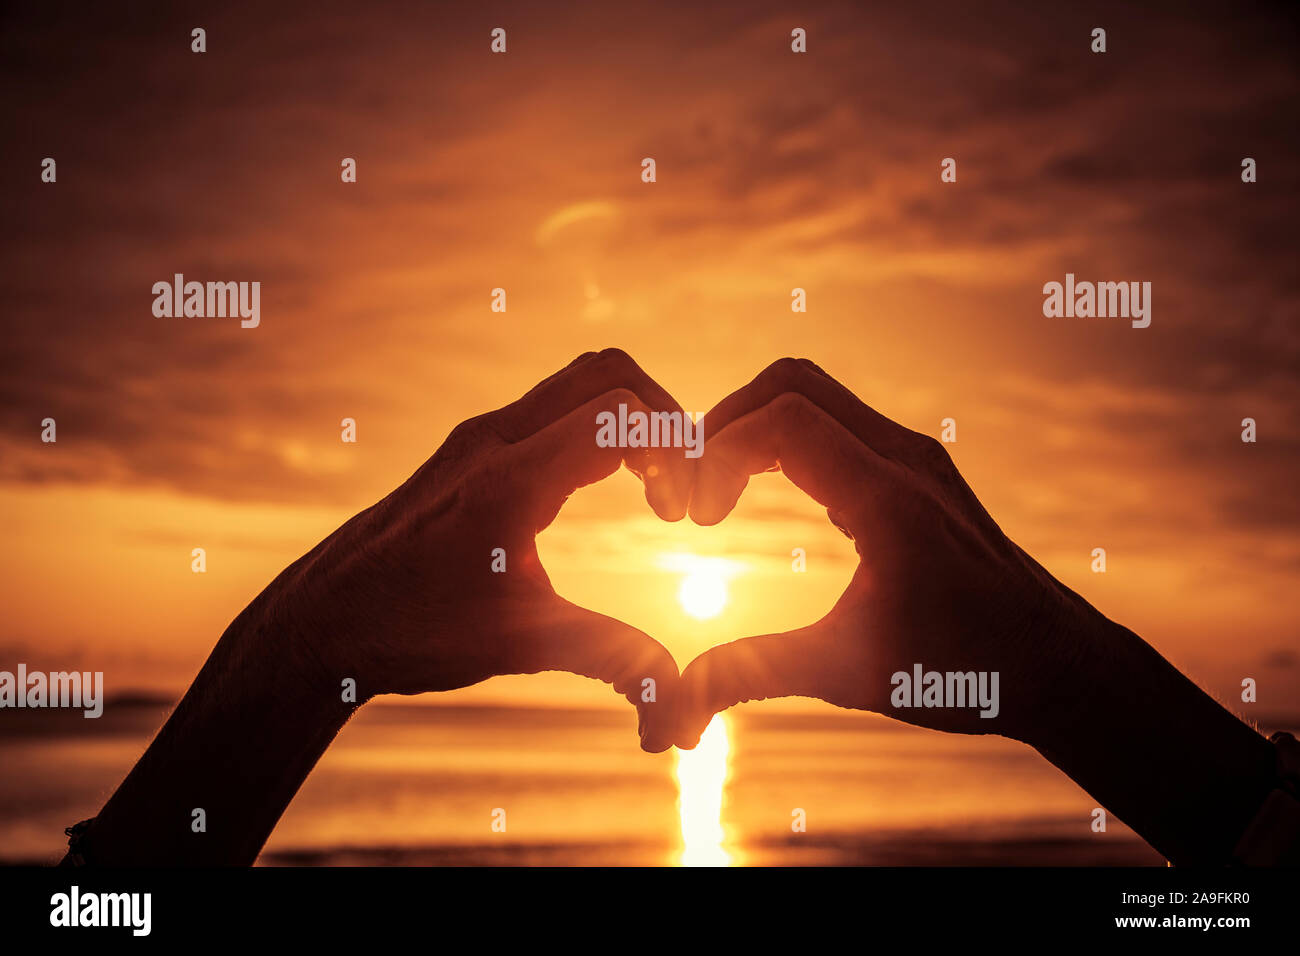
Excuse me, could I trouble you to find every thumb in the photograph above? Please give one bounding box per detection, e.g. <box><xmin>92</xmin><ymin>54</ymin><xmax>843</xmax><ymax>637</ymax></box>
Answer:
<box><xmin>510</xmin><ymin>597</ymin><xmax>681</xmax><ymax>753</ymax></box>
<box><xmin>676</xmin><ymin>624</ymin><xmax>833</xmax><ymax>749</ymax></box>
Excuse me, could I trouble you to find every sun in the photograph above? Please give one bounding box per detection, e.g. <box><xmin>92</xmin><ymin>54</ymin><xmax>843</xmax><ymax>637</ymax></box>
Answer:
<box><xmin>657</xmin><ymin>553</ymin><xmax>744</xmax><ymax>621</ymax></box>
<box><xmin>678</xmin><ymin>569</ymin><xmax>728</xmax><ymax>620</ymax></box>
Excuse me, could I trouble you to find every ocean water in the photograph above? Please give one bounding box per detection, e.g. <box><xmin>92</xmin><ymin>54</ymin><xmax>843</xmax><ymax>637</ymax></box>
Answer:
<box><xmin>0</xmin><ymin>697</ymin><xmax>1197</xmax><ymax>866</ymax></box>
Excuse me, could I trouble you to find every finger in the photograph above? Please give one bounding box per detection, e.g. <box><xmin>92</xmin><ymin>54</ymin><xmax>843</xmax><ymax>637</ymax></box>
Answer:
<box><xmin>510</xmin><ymin>598</ymin><xmax>681</xmax><ymax>753</ymax></box>
<box><xmin>674</xmin><ymin>626</ymin><xmax>829</xmax><ymax>749</ymax></box>
<box><xmin>514</xmin><ymin>387</ymin><xmax>695</xmax><ymax>526</ymax></box>
<box><xmin>701</xmin><ymin>357</ymin><xmax>924</xmax><ymax>460</ymax></box>
<box><xmin>689</xmin><ymin>391</ymin><xmax>894</xmax><ymax>532</ymax></box>
<box><xmin>497</xmin><ymin>348</ymin><xmax>679</xmax><ymax>439</ymax></box>
<box><xmin>489</xmin><ymin>352</ymin><xmax>600</xmax><ymax>440</ymax></box>
<box><xmin>493</xmin><ymin>349</ymin><xmax>692</xmax><ymax>519</ymax></box>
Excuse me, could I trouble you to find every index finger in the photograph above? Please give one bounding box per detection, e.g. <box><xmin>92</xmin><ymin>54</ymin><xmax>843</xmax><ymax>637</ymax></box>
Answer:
<box><xmin>690</xmin><ymin>391</ymin><xmax>896</xmax><ymax>535</ymax></box>
<box><xmin>492</xmin><ymin>348</ymin><xmax>694</xmax><ymax>520</ymax></box>
<box><xmin>701</xmin><ymin>357</ymin><xmax>925</xmax><ymax>461</ymax></box>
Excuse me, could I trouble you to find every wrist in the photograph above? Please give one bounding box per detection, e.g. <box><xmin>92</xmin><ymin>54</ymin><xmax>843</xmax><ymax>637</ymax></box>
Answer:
<box><xmin>1022</xmin><ymin>604</ymin><xmax>1276</xmax><ymax>864</ymax></box>
<box><xmin>1017</xmin><ymin>599</ymin><xmax>1132</xmax><ymax>752</ymax></box>
<box><xmin>260</xmin><ymin>503</ymin><xmax>409</xmax><ymax>704</ymax></box>
<box><xmin>84</xmin><ymin>601</ymin><xmax>360</xmax><ymax>865</ymax></box>
<box><xmin>245</xmin><ymin>584</ymin><xmax>373</xmax><ymax>711</ymax></box>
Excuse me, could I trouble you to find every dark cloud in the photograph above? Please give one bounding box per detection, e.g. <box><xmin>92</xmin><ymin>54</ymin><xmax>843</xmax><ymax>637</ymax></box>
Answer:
<box><xmin>0</xmin><ymin>0</ymin><xmax>1296</xmax><ymax>523</ymax></box>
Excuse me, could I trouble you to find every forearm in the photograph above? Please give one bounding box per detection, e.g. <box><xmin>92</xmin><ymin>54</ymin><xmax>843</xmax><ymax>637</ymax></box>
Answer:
<box><xmin>67</xmin><ymin>591</ymin><xmax>358</xmax><ymax>866</ymax></box>
<box><xmin>1029</xmin><ymin>606</ymin><xmax>1276</xmax><ymax>865</ymax></box>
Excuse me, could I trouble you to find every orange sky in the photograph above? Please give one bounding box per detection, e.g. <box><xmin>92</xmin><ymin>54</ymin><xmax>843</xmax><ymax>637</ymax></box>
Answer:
<box><xmin>1</xmin><ymin>0</ymin><xmax>1297</xmax><ymax>714</ymax></box>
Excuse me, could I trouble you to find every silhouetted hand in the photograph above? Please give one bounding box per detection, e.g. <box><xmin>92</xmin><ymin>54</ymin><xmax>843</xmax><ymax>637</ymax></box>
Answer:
<box><xmin>674</xmin><ymin>358</ymin><xmax>1280</xmax><ymax>867</ymax></box>
<box><xmin>280</xmin><ymin>348</ymin><xmax>692</xmax><ymax>752</ymax></box>
<box><xmin>677</xmin><ymin>357</ymin><xmax>1076</xmax><ymax>744</ymax></box>
<box><xmin>75</xmin><ymin>349</ymin><xmax>695</xmax><ymax>865</ymax></box>
<box><xmin>72</xmin><ymin>353</ymin><xmax>1281</xmax><ymax>868</ymax></box>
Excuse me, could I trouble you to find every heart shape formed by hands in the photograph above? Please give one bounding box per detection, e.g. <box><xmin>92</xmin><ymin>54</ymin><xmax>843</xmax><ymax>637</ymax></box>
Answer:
<box><xmin>525</xmin><ymin>353</ymin><xmax>1065</xmax><ymax>752</ymax></box>
<box><xmin>316</xmin><ymin>349</ymin><xmax>1071</xmax><ymax>757</ymax></box>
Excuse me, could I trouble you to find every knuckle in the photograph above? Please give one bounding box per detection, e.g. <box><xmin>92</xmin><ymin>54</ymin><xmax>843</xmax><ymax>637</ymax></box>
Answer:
<box><xmin>596</xmin><ymin>346</ymin><xmax>635</xmax><ymax>371</ymax></box>
<box><xmin>600</xmin><ymin>386</ymin><xmax>641</xmax><ymax>410</ymax></box>
<box><xmin>913</xmin><ymin>433</ymin><xmax>953</xmax><ymax>469</ymax></box>
<box><xmin>761</xmin><ymin>356</ymin><xmax>807</xmax><ymax>388</ymax></box>
<box><xmin>446</xmin><ymin>413</ymin><xmax>488</xmax><ymax>446</ymax></box>
<box><xmin>769</xmin><ymin>389</ymin><xmax>816</xmax><ymax>425</ymax></box>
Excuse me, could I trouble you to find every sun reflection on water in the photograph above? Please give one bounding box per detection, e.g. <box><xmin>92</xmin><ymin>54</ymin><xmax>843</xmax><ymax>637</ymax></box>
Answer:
<box><xmin>674</xmin><ymin>713</ymin><xmax>734</xmax><ymax>866</ymax></box>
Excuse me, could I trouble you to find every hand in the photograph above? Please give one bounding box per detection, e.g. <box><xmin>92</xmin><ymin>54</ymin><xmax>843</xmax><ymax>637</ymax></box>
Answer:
<box><xmin>268</xmin><ymin>348</ymin><xmax>692</xmax><ymax>752</ymax></box>
<box><xmin>675</xmin><ymin>357</ymin><xmax>1092</xmax><ymax>746</ymax></box>
<box><xmin>79</xmin><ymin>349</ymin><xmax>697</xmax><ymax>865</ymax></box>
<box><xmin>672</xmin><ymin>357</ymin><xmax>1281</xmax><ymax>865</ymax></box>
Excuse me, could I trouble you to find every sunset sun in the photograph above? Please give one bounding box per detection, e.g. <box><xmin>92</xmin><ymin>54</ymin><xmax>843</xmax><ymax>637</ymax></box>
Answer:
<box><xmin>658</xmin><ymin>553</ymin><xmax>744</xmax><ymax>621</ymax></box>
<box><xmin>678</xmin><ymin>568</ymin><xmax>728</xmax><ymax>620</ymax></box>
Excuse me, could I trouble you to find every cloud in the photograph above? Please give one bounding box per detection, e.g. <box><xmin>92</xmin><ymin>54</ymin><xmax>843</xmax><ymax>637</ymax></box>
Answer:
<box><xmin>0</xmin><ymin>0</ymin><xmax>1296</xmax><ymax>552</ymax></box>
